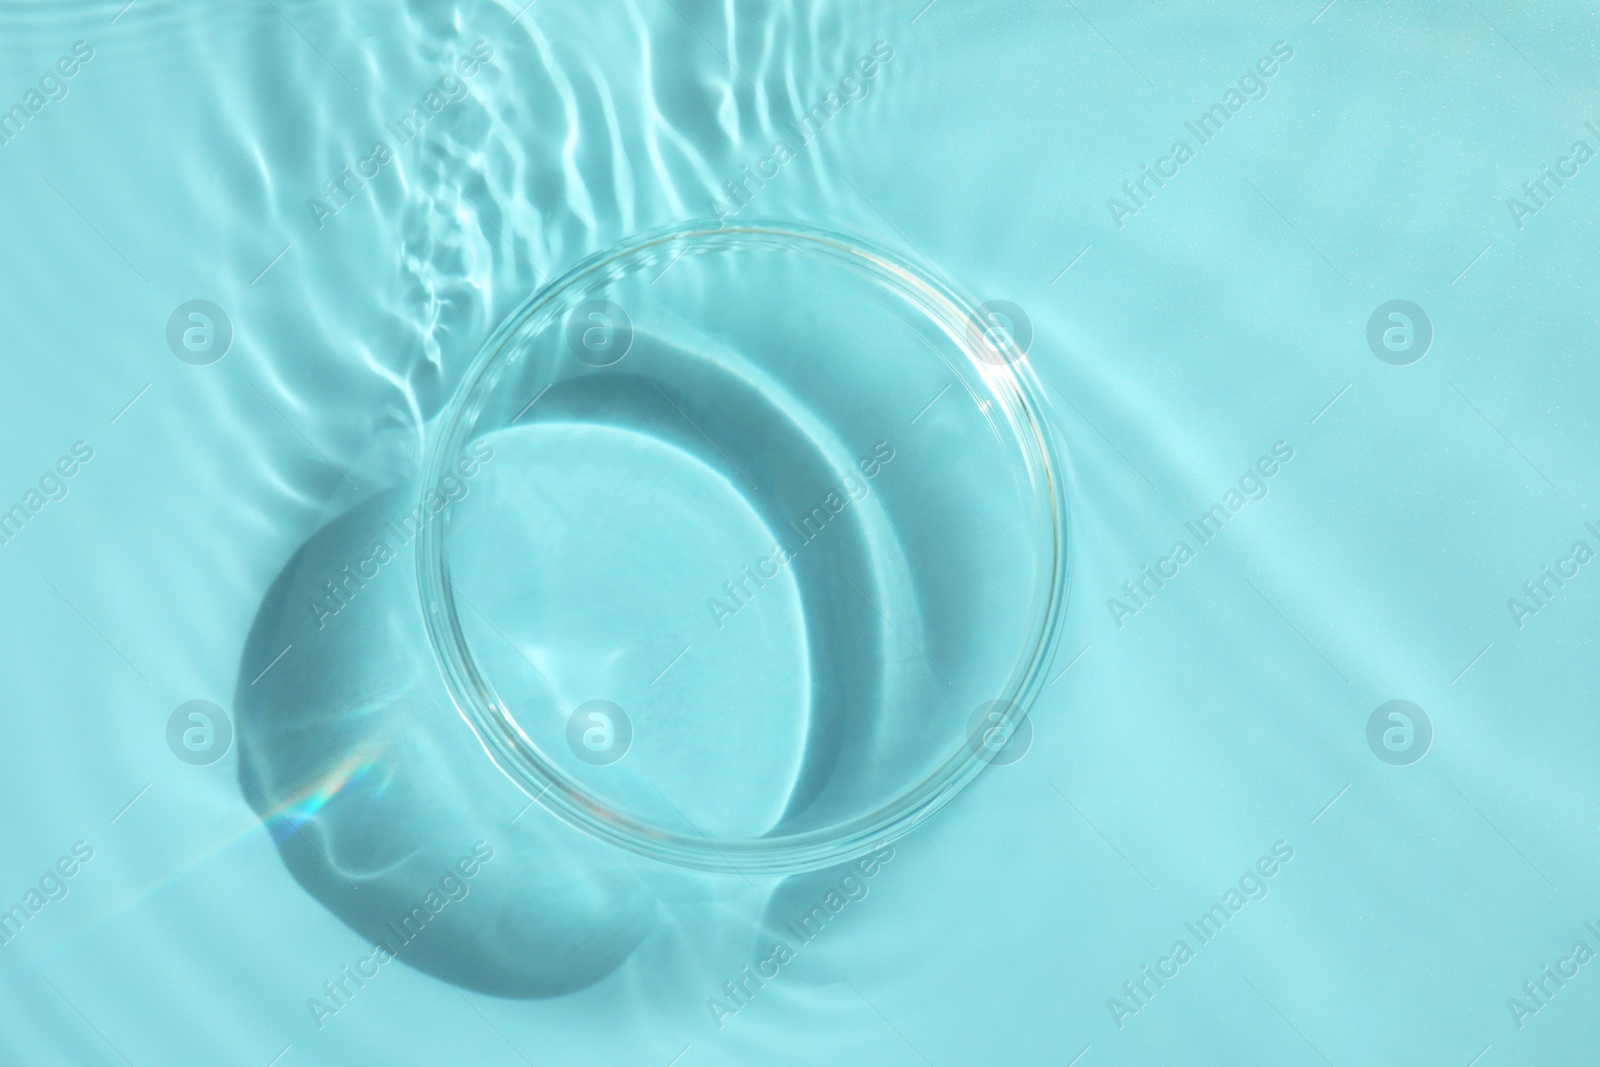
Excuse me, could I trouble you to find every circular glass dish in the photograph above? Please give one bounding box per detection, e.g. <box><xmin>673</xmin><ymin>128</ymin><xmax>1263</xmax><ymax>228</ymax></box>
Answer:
<box><xmin>418</xmin><ymin>221</ymin><xmax>1068</xmax><ymax>875</ymax></box>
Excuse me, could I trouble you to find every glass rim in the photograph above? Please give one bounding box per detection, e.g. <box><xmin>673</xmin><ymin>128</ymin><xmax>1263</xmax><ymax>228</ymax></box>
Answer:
<box><xmin>416</xmin><ymin>219</ymin><xmax>1070</xmax><ymax>876</ymax></box>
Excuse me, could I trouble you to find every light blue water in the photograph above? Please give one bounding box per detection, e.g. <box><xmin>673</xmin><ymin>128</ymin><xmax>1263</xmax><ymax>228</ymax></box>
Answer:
<box><xmin>3</xmin><ymin>1</ymin><xmax>1599</xmax><ymax>1064</ymax></box>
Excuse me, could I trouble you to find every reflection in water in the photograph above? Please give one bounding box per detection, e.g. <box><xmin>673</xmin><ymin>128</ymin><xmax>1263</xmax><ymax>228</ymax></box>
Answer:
<box><xmin>237</xmin><ymin>485</ymin><xmax>664</xmax><ymax>997</ymax></box>
<box><xmin>233</xmin><ymin>0</ymin><xmax>914</xmax><ymax>1011</ymax></box>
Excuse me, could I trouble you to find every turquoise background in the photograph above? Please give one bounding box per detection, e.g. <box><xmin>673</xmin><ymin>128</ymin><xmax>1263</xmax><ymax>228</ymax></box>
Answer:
<box><xmin>0</xmin><ymin>1</ymin><xmax>1597</xmax><ymax>1064</ymax></box>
